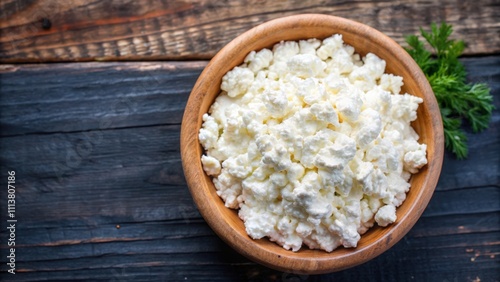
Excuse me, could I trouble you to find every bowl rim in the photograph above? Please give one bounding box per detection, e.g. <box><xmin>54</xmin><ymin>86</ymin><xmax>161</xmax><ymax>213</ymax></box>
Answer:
<box><xmin>180</xmin><ymin>13</ymin><xmax>444</xmax><ymax>274</ymax></box>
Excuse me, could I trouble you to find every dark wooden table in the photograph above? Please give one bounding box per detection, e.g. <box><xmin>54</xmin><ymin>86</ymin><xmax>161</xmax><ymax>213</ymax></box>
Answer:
<box><xmin>0</xmin><ymin>1</ymin><xmax>499</xmax><ymax>281</ymax></box>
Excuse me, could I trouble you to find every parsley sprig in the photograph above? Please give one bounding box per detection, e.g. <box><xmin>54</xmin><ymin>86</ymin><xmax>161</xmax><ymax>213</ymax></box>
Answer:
<box><xmin>405</xmin><ymin>23</ymin><xmax>494</xmax><ymax>159</ymax></box>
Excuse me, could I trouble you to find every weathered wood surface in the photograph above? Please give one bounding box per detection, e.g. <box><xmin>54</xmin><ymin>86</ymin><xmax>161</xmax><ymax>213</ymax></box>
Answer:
<box><xmin>0</xmin><ymin>58</ymin><xmax>498</xmax><ymax>281</ymax></box>
<box><xmin>1</xmin><ymin>0</ymin><xmax>499</xmax><ymax>62</ymax></box>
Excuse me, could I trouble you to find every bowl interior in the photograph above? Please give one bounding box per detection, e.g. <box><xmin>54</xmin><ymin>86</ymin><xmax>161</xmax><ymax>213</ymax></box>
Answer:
<box><xmin>181</xmin><ymin>14</ymin><xmax>444</xmax><ymax>274</ymax></box>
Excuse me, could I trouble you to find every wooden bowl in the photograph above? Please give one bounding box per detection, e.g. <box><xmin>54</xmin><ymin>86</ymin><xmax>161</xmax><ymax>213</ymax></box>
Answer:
<box><xmin>180</xmin><ymin>14</ymin><xmax>444</xmax><ymax>274</ymax></box>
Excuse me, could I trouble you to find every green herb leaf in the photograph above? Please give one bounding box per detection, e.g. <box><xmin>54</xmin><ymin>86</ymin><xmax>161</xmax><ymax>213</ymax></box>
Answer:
<box><xmin>405</xmin><ymin>23</ymin><xmax>494</xmax><ymax>159</ymax></box>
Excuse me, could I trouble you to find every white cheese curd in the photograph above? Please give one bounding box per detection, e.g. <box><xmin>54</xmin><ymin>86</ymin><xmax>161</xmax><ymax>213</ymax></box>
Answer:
<box><xmin>199</xmin><ymin>34</ymin><xmax>428</xmax><ymax>252</ymax></box>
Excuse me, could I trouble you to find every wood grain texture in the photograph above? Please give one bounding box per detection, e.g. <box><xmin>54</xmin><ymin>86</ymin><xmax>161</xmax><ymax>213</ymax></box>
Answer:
<box><xmin>0</xmin><ymin>0</ymin><xmax>499</xmax><ymax>62</ymax></box>
<box><xmin>0</xmin><ymin>57</ymin><xmax>498</xmax><ymax>280</ymax></box>
<box><xmin>0</xmin><ymin>61</ymin><xmax>206</xmax><ymax>136</ymax></box>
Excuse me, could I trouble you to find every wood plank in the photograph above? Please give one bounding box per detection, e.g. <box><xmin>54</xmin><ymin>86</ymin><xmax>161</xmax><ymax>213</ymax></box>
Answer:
<box><xmin>0</xmin><ymin>61</ymin><xmax>206</xmax><ymax>136</ymax></box>
<box><xmin>423</xmin><ymin>186</ymin><xmax>500</xmax><ymax>217</ymax></box>
<box><xmin>436</xmin><ymin>56</ymin><xmax>500</xmax><ymax>190</ymax></box>
<box><xmin>0</xmin><ymin>125</ymin><xmax>186</xmax><ymax>186</ymax></box>
<box><xmin>7</xmin><ymin>219</ymin><xmax>498</xmax><ymax>268</ymax></box>
<box><xmin>0</xmin><ymin>0</ymin><xmax>499</xmax><ymax>62</ymax></box>
<box><xmin>411</xmin><ymin>212</ymin><xmax>500</xmax><ymax>237</ymax></box>
<box><xmin>11</xmin><ymin>213</ymin><xmax>498</xmax><ymax>250</ymax></box>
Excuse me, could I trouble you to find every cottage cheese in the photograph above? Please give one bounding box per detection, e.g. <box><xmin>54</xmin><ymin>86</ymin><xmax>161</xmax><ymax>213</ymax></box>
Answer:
<box><xmin>199</xmin><ymin>35</ymin><xmax>427</xmax><ymax>252</ymax></box>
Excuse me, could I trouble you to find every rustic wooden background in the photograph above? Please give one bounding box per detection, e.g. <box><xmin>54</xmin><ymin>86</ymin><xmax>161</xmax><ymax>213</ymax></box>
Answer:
<box><xmin>1</xmin><ymin>0</ymin><xmax>499</xmax><ymax>62</ymax></box>
<box><xmin>0</xmin><ymin>0</ymin><xmax>499</xmax><ymax>281</ymax></box>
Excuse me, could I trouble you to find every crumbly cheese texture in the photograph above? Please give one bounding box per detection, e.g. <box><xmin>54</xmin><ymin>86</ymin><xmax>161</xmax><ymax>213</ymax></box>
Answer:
<box><xmin>199</xmin><ymin>35</ymin><xmax>427</xmax><ymax>252</ymax></box>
